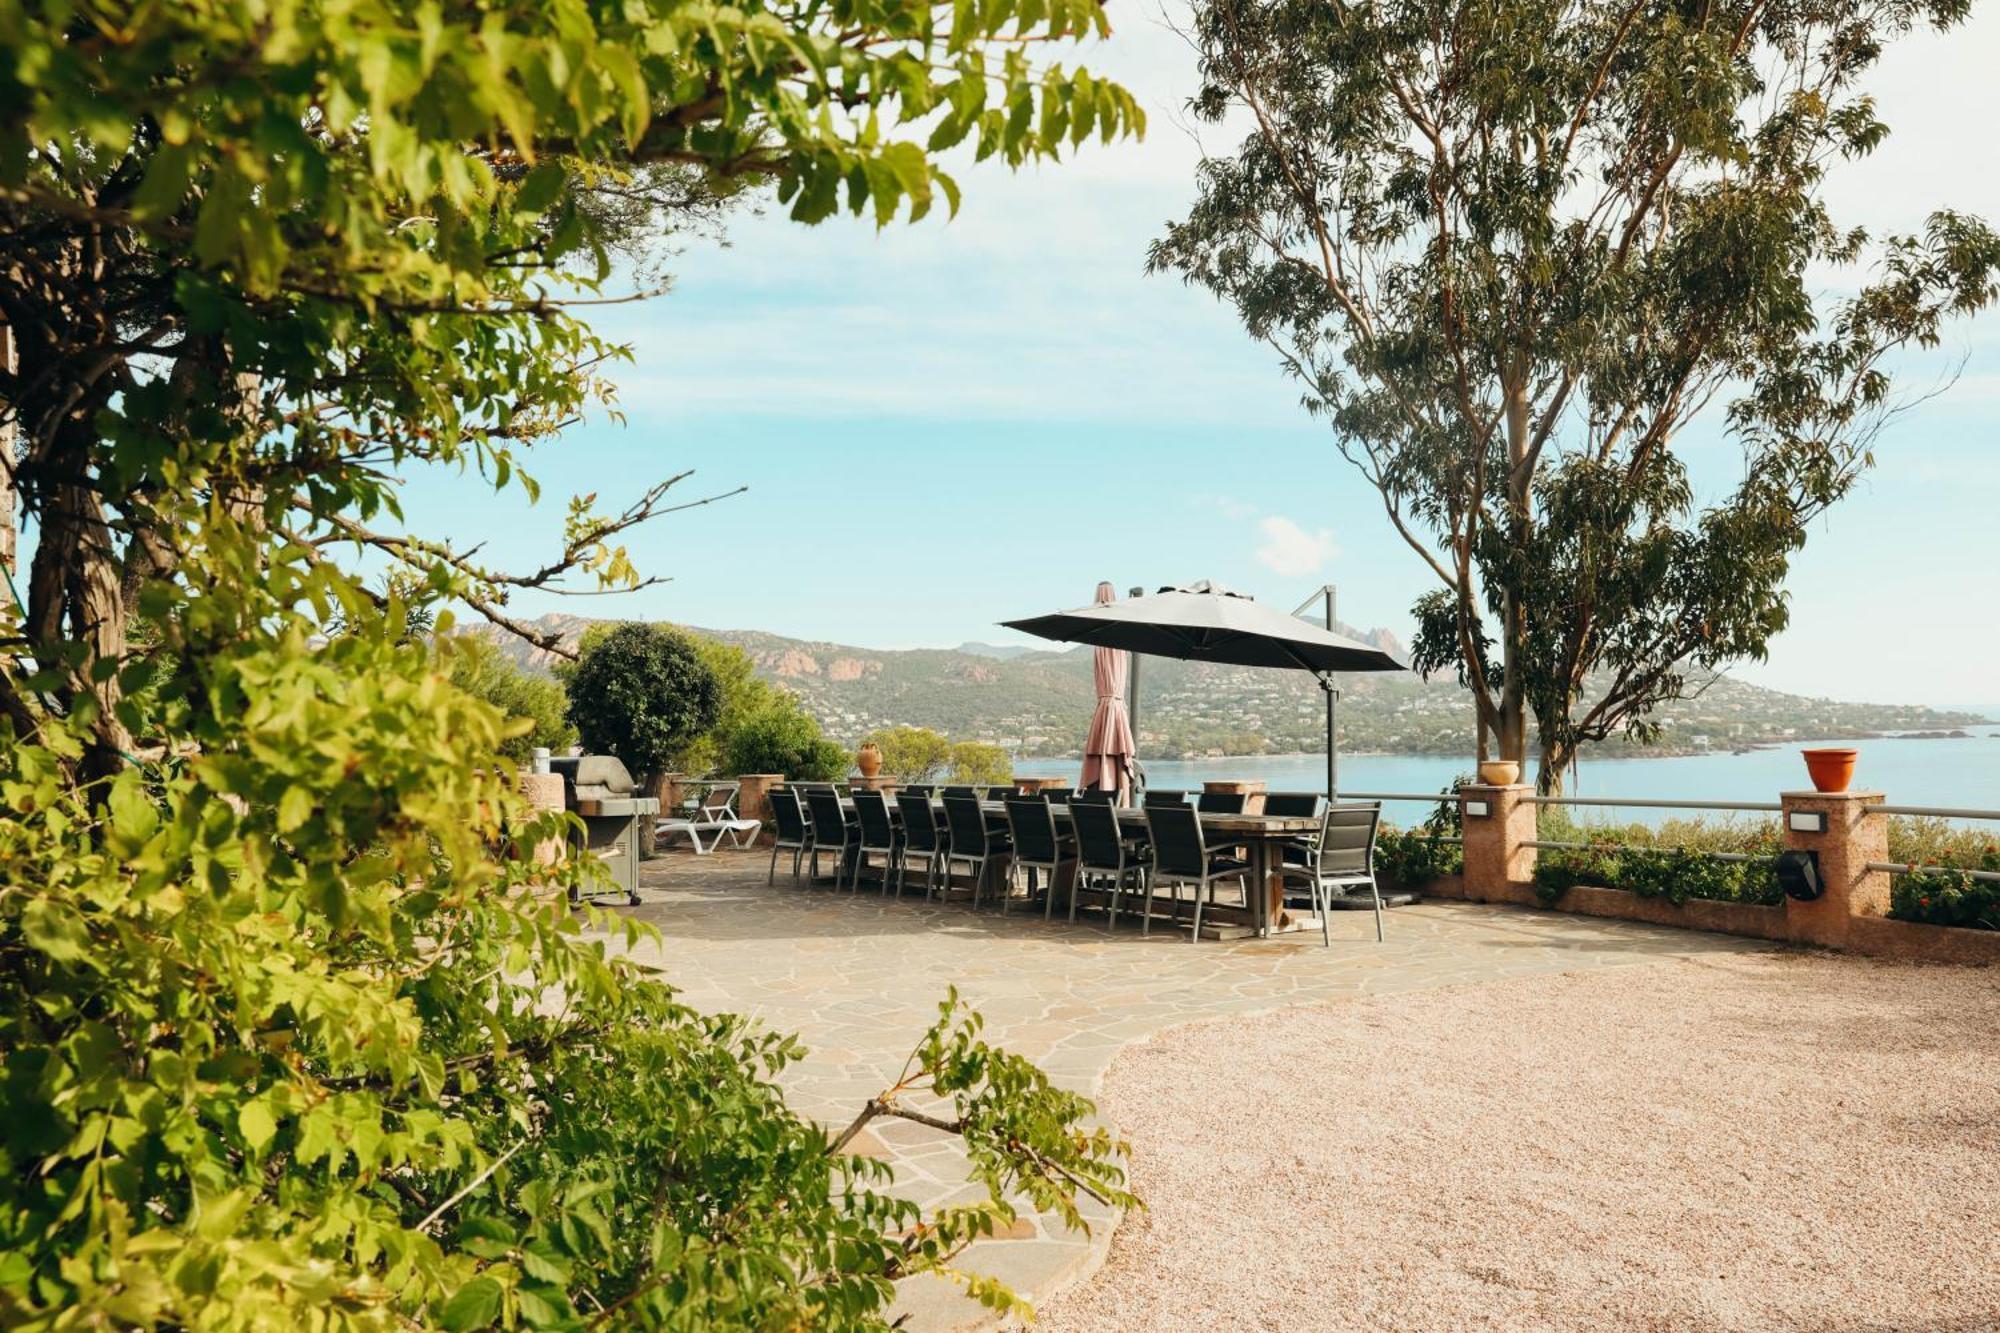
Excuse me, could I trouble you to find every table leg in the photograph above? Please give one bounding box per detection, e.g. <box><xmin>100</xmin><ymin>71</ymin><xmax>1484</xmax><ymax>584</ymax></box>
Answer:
<box><xmin>1250</xmin><ymin>840</ymin><xmax>1270</xmax><ymax>937</ymax></box>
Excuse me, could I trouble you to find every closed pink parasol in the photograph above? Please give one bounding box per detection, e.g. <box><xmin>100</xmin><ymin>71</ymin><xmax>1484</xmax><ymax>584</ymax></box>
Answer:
<box><xmin>1077</xmin><ymin>581</ymin><xmax>1137</xmax><ymax>802</ymax></box>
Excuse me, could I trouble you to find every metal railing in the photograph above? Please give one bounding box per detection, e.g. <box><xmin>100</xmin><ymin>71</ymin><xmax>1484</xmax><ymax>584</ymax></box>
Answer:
<box><xmin>1862</xmin><ymin>803</ymin><xmax>2000</xmax><ymax>821</ymax></box>
<box><xmin>1526</xmin><ymin>795</ymin><xmax>1783</xmax><ymax>813</ymax></box>
<box><xmin>1526</xmin><ymin>839</ymin><xmax>1773</xmax><ymax>865</ymax></box>
<box><xmin>1866</xmin><ymin>860</ymin><xmax>2000</xmax><ymax>885</ymax></box>
<box><xmin>1340</xmin><ymin>790</ymin><xmax>1457</xmax><ymax>803</ymax></box>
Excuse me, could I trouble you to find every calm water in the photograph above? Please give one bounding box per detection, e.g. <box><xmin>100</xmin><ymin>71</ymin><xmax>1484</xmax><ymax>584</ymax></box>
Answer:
<box><xmin>1019</xmin><ymin>727</ymin><xmax>2000</xmax><ymax>827</ymax></box>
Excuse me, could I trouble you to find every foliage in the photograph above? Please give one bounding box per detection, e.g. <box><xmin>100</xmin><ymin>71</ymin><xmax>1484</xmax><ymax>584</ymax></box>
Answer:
<box><xmin>1157</xmin><ymin>0</ymin><xmax>2000</xmax><ymax>789</ymax></box>
<box><xmin>0</xmin><ymin>593</ymin><xmax>1132</xmax><ymax>1327</ymax></box>
<box><xmin>862</xmin><ymin>726</ymin><xmax>955</xmax><ymax>782</ymax></box>
<box><xmin>1530</xmin><ymin>812</ymin><xmax>1783</xmax><ymax>907</ymax></box>
<box><xmin>0</xmin><ymin>0</ymin><xmax>1142</xmax><ymax>780</ymax></box>
<box><xmin>1887</xmin><ymin>819</ymin><xmax>2000</xmax><ymax>930</ymax></box>
<box><xmin>565</xmin><ymin>623</ymin><xmax>722</xmax><ymax>781</ymax></box>
<box><xmin>446</xmin><ymin>634</ymin><xmax>576</xmax><ymax>764</ymax></box>
<box><xmin>722</xmin><ymin>701</ymin><xmax>852</xmax><ymax>781</ymax></box>
<box><xmin>947</xmin><ymin>741</ymin><xmax>1015</xmax><ymax>787</ymax></box>
<box><xmin>1376</xmin><ymin>782</ymin><xmax>1466</xmax><ymax>886</ymax></box>
<box><xmin>0</xmin><ymin>0</ymin><xmax>1143</xmax><ymax>1323</ymax></box>
<box><xmin>678</xmin><ymin>634</ymin><xmax>782</xmax><ymax>776</ymax></box>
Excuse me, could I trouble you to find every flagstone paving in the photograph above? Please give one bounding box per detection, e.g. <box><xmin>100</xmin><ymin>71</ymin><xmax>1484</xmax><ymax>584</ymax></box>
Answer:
<box><xmin>608</xmin><ymin>850</ymin><xmax>1771</xmax><ymax>1330</ymax></box>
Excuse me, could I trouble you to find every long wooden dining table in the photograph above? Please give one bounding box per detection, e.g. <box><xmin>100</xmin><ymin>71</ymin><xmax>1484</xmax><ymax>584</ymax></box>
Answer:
<box><xmin>830</xmin><ymin>795</ymin><xmax>1321</xmax><ymax>937</ymax></box>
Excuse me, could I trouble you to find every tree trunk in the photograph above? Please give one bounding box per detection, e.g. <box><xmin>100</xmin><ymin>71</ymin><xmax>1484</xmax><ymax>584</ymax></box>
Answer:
<box><xmin>1498</xmin><ymin>367</ymin><xmax>1532</xmax><ymax>767</ymax></box>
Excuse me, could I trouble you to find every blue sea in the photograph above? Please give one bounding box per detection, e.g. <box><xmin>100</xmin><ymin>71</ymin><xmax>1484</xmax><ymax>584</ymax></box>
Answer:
<box><xmin>1018</xmin><ymin>726</ymin><xmax>2000</xmax><ymax>827</ymax></box>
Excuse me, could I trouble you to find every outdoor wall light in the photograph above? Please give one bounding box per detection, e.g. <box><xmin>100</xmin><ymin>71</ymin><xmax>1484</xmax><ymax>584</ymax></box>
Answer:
<box><xmin>1463</xmin><ymin>798</ymin><xmax>1492</xmax><ymax>819</ymax></box>
<box><xmin>1787</xmin><ymin>810</ymin><xmax>1828</xmax><ymax>834</ymax></box>
<box><xmin>1777</xmin><ymin>850</ymin><xmax>1823</xmax><ymax>901</ymax></box>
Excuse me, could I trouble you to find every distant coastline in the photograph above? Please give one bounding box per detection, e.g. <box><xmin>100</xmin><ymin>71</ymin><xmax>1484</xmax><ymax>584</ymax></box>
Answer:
<box><xmin>1013</xmin><ymin>725</ymin><xmax>1998</xmax><ymax>765</ymax></box>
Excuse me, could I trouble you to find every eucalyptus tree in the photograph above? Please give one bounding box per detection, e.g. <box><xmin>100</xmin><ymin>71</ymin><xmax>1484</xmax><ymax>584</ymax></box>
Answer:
<box><xmin>1155</xmin><ymin>0</ymin><xmax>2000</xmax><ymax>787</ymax></box>
<box><xmin>0</xmin><ymin>1</ymin><xmax>1142</xmax><ymax>1325</ymax></box>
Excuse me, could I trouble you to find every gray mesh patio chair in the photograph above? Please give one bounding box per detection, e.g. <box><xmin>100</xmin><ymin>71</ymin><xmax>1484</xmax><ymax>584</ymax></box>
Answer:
<box><xmin>1004</xmin><ymin>794</ymin><xmax>1073</xmax><ymax>919</ymax></box>
<box><xmin>1278</xmin><ymin>802</ymin><xmax>1385</xmax><ymax>945</ymax></box>
<box><xmin>850</xmin><ymin>789</ymin><xmax>903</xmax><ymax>893</ymax></box>
<box><xmin>942</xmin><ymin>792</ymin><xmax>1011</xmax><ymax>909</ymax></box>
<box><xmin>766</xmin><ymin>786</ymin><xmax>812</xmax><ymax>885</ymax></box>
<box><xmin>1070</xmin><ymin>787</ymin><xmax>1114</xmax><ymax>804</ymax></box>
<box><xmin>895</xmin><ymin>791</ymin><xmax>949</xmax><ymax>899</ymax></box>
<box><xmin>1264</xmin><ymin>791</ymin><xmax>1326</xmax><ymax>867</ymax></box>
<box><xmin>1263</xmin><ymin>791</ymin><xmax>1325</xmax><ymax>818</ymax></box>
<box><xmin>1196</xmin><ymin>789</ymin><xmax>1247</xmax><ymax>815</ymax></box>
<box><xmin>803</xmin><ymin>787</ymin><xmax>858</xmax><ymax>890</ymax></box>
<box><xmin>1145</xmin><ymin>802</ymin><xmax>1249</xmax><ymax>943</ymax></box>
<box><xmin>1071</xmin><ymin>796</ymin><xmax>1149</xmax><ymax>933</ymax></box>
<box><xmin>984</xmin><ymin>786</ymin><xmax>1016</xmax><ymax>803</ymax></box>
<box><xmin>1142</xmin><ymin>788</ymin><xmax>1186</xmax><ymax>808</ymax></box>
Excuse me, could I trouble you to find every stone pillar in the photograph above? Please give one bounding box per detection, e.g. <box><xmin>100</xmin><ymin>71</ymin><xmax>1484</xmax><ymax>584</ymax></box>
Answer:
<box><xmin>734</xmin><ymin>773</ymin><xmax>785</xmax><ymax>847</ymax></box>
<box><xmin>1459</xmin><ymin>783</ymin><xmax>1536</xmax><ymax>899</ymax></box>
<box><xmin>655</xmin><ymin>772</ymin><xmax>690</xmax><ymax>819</ymax></box>
<box><xmin>1781</xmin><ymin>790</ymin><xmax>1889</xmax><ymax>949</ymax></box>
<box><xmin>516</xmin><ymin>771</ymin><xmax>568</xmax><ymax>869</ymax></box>
<box><xmin>1202</xmin><ymin>778</ymin><xmax>1267</xmax><ymax>814</ymax></box>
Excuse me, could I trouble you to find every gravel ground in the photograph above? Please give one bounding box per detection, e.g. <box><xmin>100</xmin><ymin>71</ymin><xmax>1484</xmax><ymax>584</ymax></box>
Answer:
<box><xmin>1036</xmin><ymin>951</ymin><xmax>2000</xmax><ymax>1333</ymax></box>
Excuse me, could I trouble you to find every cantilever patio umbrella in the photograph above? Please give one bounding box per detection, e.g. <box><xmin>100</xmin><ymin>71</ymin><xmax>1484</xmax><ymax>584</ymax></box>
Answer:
<box><xmin>1003</xmin><ymin>580</ymin><xmax>1407</xmax><ymax>798</ymax></box>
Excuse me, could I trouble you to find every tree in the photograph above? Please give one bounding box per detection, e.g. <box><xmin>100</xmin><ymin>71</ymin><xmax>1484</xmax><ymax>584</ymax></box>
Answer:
<box><xmin>1155</xmin><ymin>0</ymin><xmax>2000</xmax><ymax>789</ymax></box>
<box><xmin>678</xmin><ymin>633</ymin><xmax>781</xmax><ymax>776</ymax></box>
<box><xmin>446</xmin><ymin>634</ymin><xmax>577</xmax><ymax>764</ymax></box>
<box><xmin>566</xmin><ymin>622</ymin><xmax>722</xmax><ymax>784</ymax></box>
<box><xmin>0</xmin><ymin>0</ymin><xmax>1142</xmax><ymax>1324</ymax></box>
<box><xmin>0</xmin><ymin>0</ymin><xmax>1144</xmax><ymax>785</ymax></box>
<box><xmin>863</xmin><ymin>725</ymin><xmax>954</xmax><ymax>782</ymax></box>
<box><xmin>948</xmin><ymin>741</ymin><xmax>1015</xmax><ymax>786</ymax></box>
<box><xmin>724</xmin><ymin>701</ymin><xmax>853</xmax><ymax>781</ymax></box>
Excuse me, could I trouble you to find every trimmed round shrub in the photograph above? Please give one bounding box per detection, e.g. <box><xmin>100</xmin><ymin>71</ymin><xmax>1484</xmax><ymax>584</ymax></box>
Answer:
<box><xmin>723</xmin><ymin>703</ymin><xmax>850</xmax><ymax>780</ymax></box>
<box><xmin>565</xmin><ymin>623</ymin><xmax>721</xmax><ymax>778</ymax></box>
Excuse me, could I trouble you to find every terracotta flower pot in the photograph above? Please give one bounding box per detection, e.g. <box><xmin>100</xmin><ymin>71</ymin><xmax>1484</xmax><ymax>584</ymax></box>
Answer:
<box><xmin>1477</xmin><ymin>759</ymin><xmax>1521</xmax><ymax>786</ymax></box>
<box><xmin>855</xmin><ymin>742</ymin><xmax>882</xmax><ymax>778</ymax></box>
<box><xmin>1802</xmin><ymin>747</ymin><xmax>1858</xmax><ymax>793</ymax></box>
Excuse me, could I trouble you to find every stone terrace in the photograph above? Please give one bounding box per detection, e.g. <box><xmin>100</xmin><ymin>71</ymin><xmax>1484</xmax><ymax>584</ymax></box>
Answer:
<box><xmin>607</xmin><ymin>849</ymin><xmax>1768</xmax><ymax>1330</ymax></box>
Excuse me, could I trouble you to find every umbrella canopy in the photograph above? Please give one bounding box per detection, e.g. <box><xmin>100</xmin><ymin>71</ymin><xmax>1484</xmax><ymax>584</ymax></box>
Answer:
<box><xmin>1003</xmin><ymin>580</ymin><xmax>1407</xmax><ymax>798</ymax></box>
<box><xmin>1004</xmin><ymin>580</ymin><xmax>1403</xmax><ymax>675</ymax></box>
<box><xmin>1077</xmin><ymin>582</ymin><xmax>1137</xmax><ymax>801</ymax></box>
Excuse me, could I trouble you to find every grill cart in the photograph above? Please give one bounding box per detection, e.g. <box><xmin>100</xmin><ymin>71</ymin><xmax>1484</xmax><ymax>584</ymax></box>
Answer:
<box><xmin>549</xmin><ymin>755</ymin><xmax>657</xmax><ymax>905</ymax></box>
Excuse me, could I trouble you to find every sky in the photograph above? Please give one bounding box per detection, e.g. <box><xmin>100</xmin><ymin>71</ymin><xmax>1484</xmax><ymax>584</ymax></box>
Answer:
<box><xmin>400</xmin><ymin>6</ymin><xmax>2000</xmax><ymax>710</ymax></box>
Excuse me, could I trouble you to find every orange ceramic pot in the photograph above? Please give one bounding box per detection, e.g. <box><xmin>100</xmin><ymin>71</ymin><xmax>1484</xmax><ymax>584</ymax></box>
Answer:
<box><xmin>856</xmin><ymin>742</ymin><xmax>882</xmax><ymax>778</ymax></box>
<box><xmin>1801</xmin><ymin>747</ymin><xmax>1858</xmax><ymax>793</ymax></box>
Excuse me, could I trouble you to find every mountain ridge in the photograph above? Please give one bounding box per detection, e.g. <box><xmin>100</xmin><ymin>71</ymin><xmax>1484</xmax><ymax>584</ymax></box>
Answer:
<box><xmin>474</xmin><ymin>613</ymin><xmax>1988</xmax><ymax>759</ymax></box>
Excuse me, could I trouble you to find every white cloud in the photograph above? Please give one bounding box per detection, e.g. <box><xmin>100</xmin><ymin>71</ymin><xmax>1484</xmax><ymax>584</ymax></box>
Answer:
<box><xmin>1254</xmin><ymin>515</ymin><xmax>1338</xmax><ymax>576</ymax></box>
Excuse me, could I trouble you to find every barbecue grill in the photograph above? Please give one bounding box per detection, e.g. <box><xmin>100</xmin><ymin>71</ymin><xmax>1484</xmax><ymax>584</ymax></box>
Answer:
<box><xmin>549</xmin><ymin>754</ymin><xmax>658</xmax><ymax>905</ymax></box>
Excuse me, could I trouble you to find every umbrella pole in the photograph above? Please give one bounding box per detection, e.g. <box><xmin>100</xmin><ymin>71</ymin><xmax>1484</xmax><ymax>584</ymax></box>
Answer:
<box><xmin>1321</xmin><ymin>586</ymin><xmax>1337</xmax><ymax>801</ymax></box>
<box><xmin>1320</xmin><ymin>673</ymin><xmax>1340</xmax><ymax>800</ymax></box>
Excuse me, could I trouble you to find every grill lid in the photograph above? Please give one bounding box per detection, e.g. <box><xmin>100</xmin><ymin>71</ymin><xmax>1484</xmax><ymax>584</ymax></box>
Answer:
<box><xmin>550</xmin><ymin>754</ymin><xmax>639</xmax><ymax>803</ymax></box>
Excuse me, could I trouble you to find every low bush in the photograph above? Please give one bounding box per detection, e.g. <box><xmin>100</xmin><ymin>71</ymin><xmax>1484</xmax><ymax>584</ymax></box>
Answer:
<box><xmin>1376</xmin><ymin>784</ymin><xmax>1465</xmax><ymax>887</ymax></box>
<box><xmin>1888</xmin><ymin>819</ymin><xmax>2000</xmax><ymax>929</ymax></box>
<box><xmin>1530</xmin><ymin>811</ymin><xmax>1784</xmax><ymax>907</ymax></box>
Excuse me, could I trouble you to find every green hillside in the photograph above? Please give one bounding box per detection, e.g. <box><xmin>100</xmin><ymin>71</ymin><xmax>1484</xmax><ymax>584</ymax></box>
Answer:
<box><xmin>476</xmin><ymin>614</ymin><xmax>1989</xmax><ymax>759</ymax></box>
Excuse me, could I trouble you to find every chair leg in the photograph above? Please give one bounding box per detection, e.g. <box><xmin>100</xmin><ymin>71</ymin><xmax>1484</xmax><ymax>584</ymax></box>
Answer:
<box><xmin>1139</xmin><ymin>867</ymin><xmax>1151</xmax><ymax>937</ymax></box>
<box><xmin>1371</xmin><ymin>878</ymin><xmax>1384</xmax><ymax>943</ymax></box>
<box><xmin>1188</xmin><ymin>876</ymin><xmax>1205</xmax><ymax>942</ymax></box>
<box><xmin>1045</xmin><ymin>863</ymin><xmax>1058</xmax><ymax>922</ymax></box>
<box><xmin>768</xmin><ymin>841</ymin><xmax>779</xmax><ymax>885</ymax></box>
<box><xmin>1318</xmin><ymin>877</ymin><xmax>1332</xmax><ymax>947</ymax></box>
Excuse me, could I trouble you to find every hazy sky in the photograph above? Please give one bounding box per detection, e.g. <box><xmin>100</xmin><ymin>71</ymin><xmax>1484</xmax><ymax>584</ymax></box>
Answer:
<box><xmin>404</xmin><ymin>6</ymin><xmax>2000</xmax><ymax>709</ymax></box>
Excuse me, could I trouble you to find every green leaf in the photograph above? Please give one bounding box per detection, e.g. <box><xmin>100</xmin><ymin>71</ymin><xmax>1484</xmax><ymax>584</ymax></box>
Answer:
<box><xmin>239</xmin><ymin>1100</ymin><xmax>278</xmax><ymax>1153</ymax></box>
<box><xmin>438</xmin><ymin>1276</ymin><xmax>503</xmax><ymax>1331</ymax></box>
